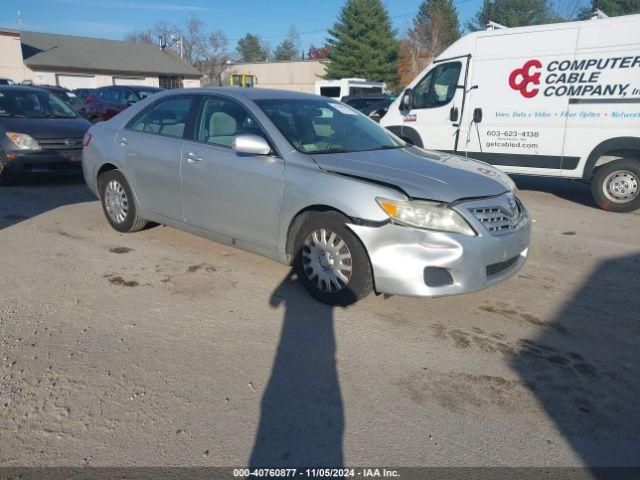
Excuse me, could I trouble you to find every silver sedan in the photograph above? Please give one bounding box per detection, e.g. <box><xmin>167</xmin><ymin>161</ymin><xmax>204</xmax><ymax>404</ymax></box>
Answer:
<box><xmin>82</xmin><ymin>88</ymin><xmax>531</xmax><ymax>305</ymax></box>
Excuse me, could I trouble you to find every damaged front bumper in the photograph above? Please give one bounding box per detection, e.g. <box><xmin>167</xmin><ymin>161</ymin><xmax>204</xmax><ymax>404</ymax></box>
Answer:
<box><xmin>348</xmin><ymin>195</ymin><xmax>531</xmax><ymax>298</ymax></box>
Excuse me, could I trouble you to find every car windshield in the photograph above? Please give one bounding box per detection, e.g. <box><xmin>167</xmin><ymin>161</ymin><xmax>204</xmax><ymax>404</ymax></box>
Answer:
<box><xmin>0</xmin><ymin>90</ymin><xmax>78</xmax><ymax>118</ymax></box>
<box><xmin>255</xmin><ymin>98</ymin><xmax>405</xmax><ymax>154</ymax></box>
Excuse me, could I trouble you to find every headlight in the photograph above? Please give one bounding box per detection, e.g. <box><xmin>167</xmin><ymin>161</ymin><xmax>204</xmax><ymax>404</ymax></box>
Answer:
<box><xmin>6</xmin><ymin>132</ymin><xmax>41</xmax><ymax>150</ymax></box>
<box><xmin>376</xmin><ymin>197</ymin><xmax>476</xmax><ymax>236</ymax></box>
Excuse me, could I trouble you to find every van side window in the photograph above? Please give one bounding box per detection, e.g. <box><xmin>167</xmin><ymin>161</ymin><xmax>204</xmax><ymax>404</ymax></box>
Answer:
<box><xmin>196</xmin><ymin>96</ymin><xmax>266</xmax><ymax>148</ymax></box>
<box><xmin>413</xmin><ymin>62</ymin><xmax>462</xmax><ymax>109</ymax></box>
<box><xmin>127</xmin><ymin>96</ymin><xmax>194</xmax><ymax>138</ymax></box>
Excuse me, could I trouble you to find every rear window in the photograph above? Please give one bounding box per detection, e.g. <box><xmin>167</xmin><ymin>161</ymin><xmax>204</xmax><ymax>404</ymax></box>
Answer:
<box><xmin>320</xmin><ymin>87</ymin><xmax>341</xmax><ymax>98</ymax></box>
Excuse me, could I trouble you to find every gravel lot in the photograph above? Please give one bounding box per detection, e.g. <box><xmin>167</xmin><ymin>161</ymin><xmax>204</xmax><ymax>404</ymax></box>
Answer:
<box><xmin>0</xmin><ymin>175</ymin><xmax>638</xmax><ymax>468</ymax></box>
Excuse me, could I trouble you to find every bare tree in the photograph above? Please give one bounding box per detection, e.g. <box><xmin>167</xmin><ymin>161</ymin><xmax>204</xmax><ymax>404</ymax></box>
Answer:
<box><xmin>202</xmin><ymin>31</ymin><xmax>231</xmax><ymax>86</ymax></box>
<box><xmin>181</xmin><ymin>14</ymin><xmax>207</xmax><ymax>65</ymax></box>
<box><xmin>124</xmin><ymin>30</ymin><xmax>154</xmax><ymax>44</ymax></box>
<box><xmin>398</xmin><ymin>11</ymin><xmax>445</xmax><ymax>86</ymax></box>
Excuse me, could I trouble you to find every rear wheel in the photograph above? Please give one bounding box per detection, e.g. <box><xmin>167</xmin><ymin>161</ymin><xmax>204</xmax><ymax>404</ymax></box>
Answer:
<box><xmin>293</xmin><ymin>212</ymin><xmax>373</xmax><ymax>306</ymax></box>
<box><xmin>98</xmin><ymin>170</ymin><xmax>147</xmax><ymax>232</ymax></box>
<box><xmin>591</xmin><ymin>158</ymin><xmax>640</xmax><ymax>212</ymax></box>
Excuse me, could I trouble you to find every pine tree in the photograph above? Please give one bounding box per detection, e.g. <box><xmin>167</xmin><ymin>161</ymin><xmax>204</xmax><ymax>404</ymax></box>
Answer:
<box><xmin>236</xmin><ymin>33</ymin><xmax>269</xmax><ymax>62</ymax></box>
<box><xmin>273</xmin><ymin>27</ymin><xmax>301</xmax><ymax>61</ymax></box>
<box><xmin>466</xmin><ymin>0</ymin><xmax>560</xmax><ymax>31</ymax></box>
<box><xmin>325</xmin><ymin>0</ymin><xmax>399</xmax><ymax>85</ymax></box>
<box><xmin>578</xmin><ymin>0</ymin><xmax>640</xmax><ymax>18</ymax></box>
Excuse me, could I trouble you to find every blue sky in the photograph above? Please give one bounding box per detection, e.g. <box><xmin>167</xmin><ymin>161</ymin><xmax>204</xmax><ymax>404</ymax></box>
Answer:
<box><xmin>0</xmin><ymin>0</ymin><xmax>487</xmax><ymax>52</ymax></box>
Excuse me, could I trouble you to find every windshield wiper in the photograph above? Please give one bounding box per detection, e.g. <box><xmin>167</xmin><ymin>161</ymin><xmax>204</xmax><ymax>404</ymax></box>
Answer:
<box><xmin>378</xmin><ymin>145</ymin><xmax>405</xmax><ymax>150</ymax></box>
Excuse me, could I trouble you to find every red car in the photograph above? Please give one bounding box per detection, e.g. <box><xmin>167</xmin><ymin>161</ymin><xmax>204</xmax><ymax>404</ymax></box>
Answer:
<box><xmin>84</xmin><ymin>85</ymin><xmax>162</xmax><ymax>122</ymax></box>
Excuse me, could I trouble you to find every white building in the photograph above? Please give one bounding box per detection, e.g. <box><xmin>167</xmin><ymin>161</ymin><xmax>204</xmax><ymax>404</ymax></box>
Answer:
<box><xmin>0</xmin><ymin>28</ymin><xmax>201</xmax><ymax>89</ymax></box>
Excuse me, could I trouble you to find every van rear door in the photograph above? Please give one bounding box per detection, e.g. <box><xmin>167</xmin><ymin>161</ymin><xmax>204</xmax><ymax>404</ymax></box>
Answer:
<box><xmin>462</xmin><ymin>27</ymin><xmax>578</xmax><ymax>174</ymax></box>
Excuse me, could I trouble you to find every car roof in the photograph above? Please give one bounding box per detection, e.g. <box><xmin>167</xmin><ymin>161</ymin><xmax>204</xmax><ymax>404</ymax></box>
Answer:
<box><xmin>167</xmin><ymin>87</ymin><xmax>329</xmax><ymax>102</ymax></box>
<box><xmin>0</xmin><ymin>85</ymin><xmax>53</xmax><ymax>93</ymax></box>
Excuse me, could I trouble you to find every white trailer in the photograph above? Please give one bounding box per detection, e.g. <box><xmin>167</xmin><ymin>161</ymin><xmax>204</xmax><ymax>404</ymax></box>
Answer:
<box><xmin>315</xmin><ymin>78</ymin><xmax>387</xmax><ymax>100</ymax></box>
<box><xmin>382</xmin><ymin>14</ymin><xmax>640</xmax><ymax>212</ymax></box>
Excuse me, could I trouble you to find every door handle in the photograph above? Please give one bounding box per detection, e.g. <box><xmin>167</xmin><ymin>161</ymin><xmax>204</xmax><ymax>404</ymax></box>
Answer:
<box><xmin>185</xmin><ymin>151</ymin><xmax>202</xmax><ymax>163</ymax></box>
<box><xmin>119</xmin><ymin>137</ymin><xmax>130</xmax><ymax>146</ymax></box>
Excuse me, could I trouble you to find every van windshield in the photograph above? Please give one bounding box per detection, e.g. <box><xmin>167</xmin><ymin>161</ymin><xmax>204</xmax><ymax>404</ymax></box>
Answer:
<box><xmin>256</xmin><ymin>98</ymin><xmax>405</xmax><ymax>154</ymax></box>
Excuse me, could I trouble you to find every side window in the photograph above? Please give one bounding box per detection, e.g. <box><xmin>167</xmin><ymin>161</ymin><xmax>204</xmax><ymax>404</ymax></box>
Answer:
<box><xmin>103</xmin><ymin>88</ymin><xmax>118</xmax><ymax>103</ymax></box>
<box><xmin>196</xmin><ymin>96</ymin><xmax>265</xmax><ymax>148</ymax></box>
<box><xmin>413</xmin><ymin>62</ymin><xmax>462</xmax><ymax>109</ymax></box>
<box><xmin>128</xmin><ymin>96</ymin><xmax>194</xmax><ymax>138</ymax></box>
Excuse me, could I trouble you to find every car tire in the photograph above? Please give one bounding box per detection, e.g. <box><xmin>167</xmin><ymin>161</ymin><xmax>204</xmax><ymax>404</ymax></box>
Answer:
<box><xmin>98</xmin><ymin>170</ymin><xmax>147</xmax><ymax>233</ymax></box>
<box><xmin>0</xmin><ymin>158</ymin><xmax>14</xmax><ymax>186</ymax></box>
<box><xmin>293</xmin><ymin>211</ymin><xmax>374</xmax><ymax>306</ymax></box>
<box><xmin>591</xmin><ymin>158</ymin><xmax>640</xmax><ymax>213</ymax></box>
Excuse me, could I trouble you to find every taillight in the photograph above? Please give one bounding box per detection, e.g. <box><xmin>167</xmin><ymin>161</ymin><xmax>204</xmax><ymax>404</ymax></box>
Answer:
<box><xmin>82</xmin><ymin>133</ymin><xmax>93</xmax><ymax>147</ymax></box>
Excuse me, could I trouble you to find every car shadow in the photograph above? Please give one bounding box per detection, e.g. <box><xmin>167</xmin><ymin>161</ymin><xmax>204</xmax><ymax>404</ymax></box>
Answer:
<box><xmin>0</xmin><ymin>175</ymin><xmax>94</xmax><ymax>231</ymax></box>
<box><xmin>510</xmin><ymin>253</ymin><xmax>640</xmax><ymax>474</ymax></box>
<box><xmin>249</xmin><ymin>271</ymin><xmax>344</xmax><ymax>468</ymax></box>
<box><xmin>511</xmin><ymin>175</ymin><xmax>597</xmax><ymax>209</ymax></box>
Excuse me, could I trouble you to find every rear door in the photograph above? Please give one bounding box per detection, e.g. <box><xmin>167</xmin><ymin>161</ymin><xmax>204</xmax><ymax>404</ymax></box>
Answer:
<box><xmin>403</xmin><ymin>58</ymin><xmax>468</xmax><ymax>153</ymax></box>
<box><xmin>114</xmin><ymin>95</ymin><xmax>197</xmax><ymax>220</ymax></box>
<box><xmin>461</xmin><ymin>27</ymin><xmax>578</xmax><ymax>173</ymax></box>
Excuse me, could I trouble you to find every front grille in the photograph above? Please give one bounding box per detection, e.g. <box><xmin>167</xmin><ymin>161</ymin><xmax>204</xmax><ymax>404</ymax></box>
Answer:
<box><xmin>486</xmin><ymin>256</ymin><xmax>520</xmax><ymax>277</ymax></box>
<box><xmin>36</xmin><ymin>137</ymin><xmax>83</xmax><ymax>150</ymax></box>
<box><xmin>469</xmin><ymin>196</ymin><xmax>526</xmax><ymax>235</ymax></box>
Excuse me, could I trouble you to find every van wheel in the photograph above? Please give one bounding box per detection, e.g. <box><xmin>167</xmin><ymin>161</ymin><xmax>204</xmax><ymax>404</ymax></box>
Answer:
<box><xmin>591</xmin><ymin>158</ymin><xmax>640</xmax><ymax>212</ymax></box>
<box><xmin>98</xmin><ymin>170</ymin><xmax>148</xmax><ymax>232</ymax></box>
<box><xmin>293</xmin><ymin>212</ymin><xmax>373</xmax><ymax>306</ymax></box>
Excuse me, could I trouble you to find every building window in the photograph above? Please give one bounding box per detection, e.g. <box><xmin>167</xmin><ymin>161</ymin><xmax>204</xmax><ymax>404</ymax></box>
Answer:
<box><xmin>159</xmin><ymin>76</ymin><xmax>184</xmax><ymax>89</ymax></box>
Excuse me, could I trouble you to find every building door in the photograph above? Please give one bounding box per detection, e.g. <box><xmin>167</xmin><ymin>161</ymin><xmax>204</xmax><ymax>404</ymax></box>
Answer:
<box><xmin>57</xmin><ymin>74</ymin><xmax>95</xmax><ymax>89</ymax></box>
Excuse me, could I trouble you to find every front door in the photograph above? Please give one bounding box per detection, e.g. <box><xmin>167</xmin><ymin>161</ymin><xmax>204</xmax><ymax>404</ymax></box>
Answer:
<box><xmin>114</xmin><ymin>95</ymin><xmax>197</xmax><ymax>220</ymax></box>
<box><xmin>405</xmin><ymin>59</ymin><xmax>467</xmax><ymax>153</ymax></box>
<box><xmin>180</xmin><ymin>95</ymin><xmax>284</xmax><ymax>252</ymax></box>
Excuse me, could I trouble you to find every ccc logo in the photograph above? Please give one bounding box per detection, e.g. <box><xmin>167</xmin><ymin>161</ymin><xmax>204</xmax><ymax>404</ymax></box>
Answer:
<box><xmin>509</xmin><ymin>60</ymin><xmax>542</xmax><ymax>98</ymax></box>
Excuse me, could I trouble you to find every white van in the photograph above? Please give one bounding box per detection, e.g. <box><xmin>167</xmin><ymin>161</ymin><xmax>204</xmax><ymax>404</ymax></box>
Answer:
<box><xmin>315</xmin><ymin>78</ymin><xmax>387</xmax><ymax>100</ymax></box>
<box><xmin>381</xmin><ymin>14</ymin><xmax>640</xmax><ymax>212</ymax></box>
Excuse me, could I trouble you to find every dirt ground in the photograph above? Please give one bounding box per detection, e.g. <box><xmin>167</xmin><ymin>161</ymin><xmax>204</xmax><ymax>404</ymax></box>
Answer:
<box><xmin>0</xmin><ymin>174</ymin><xmax>638</xmax><ymax>469</ymax></box>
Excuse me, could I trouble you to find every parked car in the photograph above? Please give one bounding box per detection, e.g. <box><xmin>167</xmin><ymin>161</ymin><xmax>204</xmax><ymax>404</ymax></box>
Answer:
<box><xmin>342</xmin><ymin>93</ymin><xmax>390</xmax><ymax>112</ymax></box>
<box><xmin>84</xmin><ymin>86</ymin><xmax>162</xmax><ymax>122</ymax></box>
<box><xmin>73</xmin><ymin>88</ymin><xmax>93</xmax><ymax>101</ymax></box>
<box><xmin>83</xmin><ymin>88</ymin><xmax>531</xmax><ymax>305</ymax></box>
<box><xmin>315</xmin><ymin>78</ymin><xmax>387</xmax><ymax>100</ymax></box>
<box><xmin>382</xmin><ymin>13</ymin><xmax>640</xmax><ymax>212</ymax></box>
<box><xmin>0</xmin><ymin>77</ymin><xmax>15</xmax><ymax>85</ymax></box>
<box><xmin>36</xmin><ymin>85</ymin><xmax>88</xmax><ymax>118</ymax></box>
<box><xmin>342</xmin><ymin>94</ymin><xmax>393</xmax><ymax>122</ymax></box>
<box><xmin>0</xmin><ymin>85</ymin><xmax>91</xmax><ymax>185</ymax></box>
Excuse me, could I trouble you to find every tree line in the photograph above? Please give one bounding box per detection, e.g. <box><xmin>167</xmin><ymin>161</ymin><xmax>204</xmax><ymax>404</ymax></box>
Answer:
<box><xmin>124</xmin><ymin>0</ymin><xmax>639</xmax><ymax>87</ymax></box>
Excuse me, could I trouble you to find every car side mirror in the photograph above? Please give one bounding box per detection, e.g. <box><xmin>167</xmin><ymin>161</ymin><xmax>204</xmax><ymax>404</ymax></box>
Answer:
<box><xmin>401</xmin><ymin>88</ymin><xmax>413</xmax><ymax>110</ymax></box>
<box><xmin>232</xmin><ymin>134</ymin><xmax>272</xmax><ymax>155</ymax></box>
<box><xmin>473</xmin><ymin>107</ymin><xmax>483</xmax><ymax>123</ymax></box>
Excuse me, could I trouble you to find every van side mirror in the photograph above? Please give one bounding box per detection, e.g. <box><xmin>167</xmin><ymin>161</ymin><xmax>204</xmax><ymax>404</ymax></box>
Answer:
<box><xmin>233</xmin><ymin>134</ymin><xmax>272</xmax><ymax>155</ymax></box>
<box><xmin>401</xmin><ymin>88</ymin><xmax>413</xmax><ymax>110</ymax></box>
<box><xmin>473</xmin><ymin>107</ymin><xmax>483</xmax><ymax>123</ymax></box>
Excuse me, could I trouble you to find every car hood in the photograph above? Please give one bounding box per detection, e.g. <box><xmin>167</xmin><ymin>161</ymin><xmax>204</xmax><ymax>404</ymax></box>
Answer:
<box><xmin>310</xmin><ymin>146</ymin><xmax>515</xmax><ymax>203</ymax></box>
<box><xmin>0</xmin><ymin>117</ymin><xmax>91</xmax><ymax>139</ymax></box>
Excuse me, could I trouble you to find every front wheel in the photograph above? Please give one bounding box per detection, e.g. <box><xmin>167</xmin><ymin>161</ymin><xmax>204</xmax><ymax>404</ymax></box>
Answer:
<box><xmin>98</xmin><ymin>170</ymin><xmax>148</xmax><ymax>232</ymax></box>
<box><xmin>591</xmin><ymin>158</ymin><xmax>640</xmax><ymax>212</ymax></box>
<box><xmin>293</xmin><ymin>212</ymin><xmax>373</xmax><ymax>306</ymax></box>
